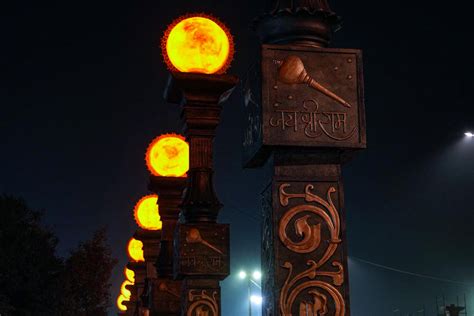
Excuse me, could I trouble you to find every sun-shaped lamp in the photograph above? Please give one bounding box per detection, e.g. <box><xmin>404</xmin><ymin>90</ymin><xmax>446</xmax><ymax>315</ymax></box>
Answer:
<box><xmin>146</xmin><ymin>134</ymin><xmax>189</xmax><ymax>177</ymax></box>
<box><xmin>133</xmin><ymin>195</ymin><xmax>162</xmax><ymax>230</ymax></box>
<box><xmin>162</xmin><ymin>14</ymin><xmax>234</xmax><ymax>74</ymax></box>
<box><xmin>127</xmin><ymin>238</ymin><xmax>145</xmax><ymax>262</ymax></box>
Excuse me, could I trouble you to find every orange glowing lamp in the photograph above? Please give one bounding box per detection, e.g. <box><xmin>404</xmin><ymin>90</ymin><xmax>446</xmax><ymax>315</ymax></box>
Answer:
<box><xmin>124</xmin><ymin>267</ymin><xmax>135</xmax><ymax>283</ymax></box>
<box><xmin>120</xmin><ymin>280</ymin><xmax>133</xmax><ymax>300</ymax></box>
<box><xmin>133</xmin><ymin>195</ymin><xmax>162</xmax><ymax>230</ymax></box>
<box><xmin>146</xmin><ymin>134</ymin><xmax>189</xmax><ymax>177</ymax></box>
<box><xmin>117</xmin><ymin>294</ymin><xmax>128</xmax><ymax>311</ymax></box>
<box><xmin>127</xmin><ymin>238</ymin><xmax>145</xmax><ymax>262</ymax></box>
<box><xmin>162</xmin><ymin>15</ymin><xmax>234</xmax><ymax>74</ymax></box>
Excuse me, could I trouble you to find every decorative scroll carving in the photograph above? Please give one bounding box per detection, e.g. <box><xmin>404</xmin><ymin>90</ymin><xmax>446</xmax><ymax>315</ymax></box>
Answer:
<box><xmin>278</xmin><ymin>184</ymin><xmax>345</xmax><ymax>315</ymax></box>
<box><xmin>187</xmin><ymin>290</ymin><xmax>218</xmax><ymax>316</ymax></box>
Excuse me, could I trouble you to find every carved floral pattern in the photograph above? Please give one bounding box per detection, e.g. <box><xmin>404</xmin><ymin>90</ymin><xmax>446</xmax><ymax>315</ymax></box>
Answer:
<box><xmin>278</xmin><ymin>184</ymin><xmax>345</xmax><ymax>315</ymax></box>
<box><xmin>187</xmin><ymin>290</ymin><xmax>218</xmax><ymax>316</ymax></box>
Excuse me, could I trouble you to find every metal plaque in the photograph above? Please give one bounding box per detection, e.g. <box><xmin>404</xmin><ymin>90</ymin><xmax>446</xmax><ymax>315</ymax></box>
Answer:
<box><xmin>243</xmin><ymin>44</ymin><xmax>366</xmax><ymax>167</ymax></box>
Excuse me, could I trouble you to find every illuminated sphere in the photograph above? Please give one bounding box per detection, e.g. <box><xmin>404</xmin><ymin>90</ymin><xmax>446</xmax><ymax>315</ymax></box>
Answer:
<box><xmin>120</xmin><ymin>280</ymin><xmax>133</xmax><ymax>300</ymax></box>
<box><xmin>124</xmin><ymin>267</ymin><xmax>135</xmax><ymax>283</ymax></box>
<box><xmin>146</xmin><ymin>134</ymin><xmax>189</xmax><ymax>177</ymax></box>
<box><xmin>134</xmin><ymin>195</ymin><xmax>162</xmax><ymax>230</ymax></box>
<box><xmin>116</xmin><ymin>294</ymin><xmax>128</xmax><ymax>311</ymax></box>
<box><xmin>127</xmin><ymin>238</ymin><xmax>145</xmax><ymax>262</ymax></box>
<box><xmin>163</xmin><ymin>15</ymin><xmax>233</xmax><ymax>74</ymax></box>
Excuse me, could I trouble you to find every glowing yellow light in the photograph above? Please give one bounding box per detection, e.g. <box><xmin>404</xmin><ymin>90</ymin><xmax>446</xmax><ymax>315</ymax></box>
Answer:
<box><xmin>127</xmin><ymin>238</ymin><xmax>145</xmax><ymax>262</ymax></box>
<box><xmin>120</xmin><ymin>280</ymin><xmax>133</xmax><ymax>300</ymax></box>
<box><xmin>163</xmin><ymin>15</ymin><xmax>234</xmax><ymax>74</ymax></box>
<box><xmin>117</xmin><ymin>294</ymin><xmax>128</xmax><ymax>311</ymax></box>
<box><xmin>124</xmin><ymin>267</ymin><xmax>135</xmax><ymax>283</ymax></box>
<box><xmin>146</xmin><ymin>134</ymin><xmax>189</xmax><ymax>177</ymax></box>
<box><xmin>133</xmin><ymin>195</ymin><xmax>162</xmax><ymax>230</ymax></box>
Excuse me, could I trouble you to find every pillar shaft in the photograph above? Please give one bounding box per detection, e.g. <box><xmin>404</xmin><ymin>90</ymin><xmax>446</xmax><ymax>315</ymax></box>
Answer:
<box><xmin>147</xmin><ymin>176</ymin><xmax>186</xmax><ymax>315</ymax></box>
<box><xmin>164</xmin><ymin>72</ymin><xmax>238</xmax><ymax>316</ymax></box>
<box><xmin>262</xmin><ymin>160</ymin><xmax>350</xmax><ymax>315</ymax></box>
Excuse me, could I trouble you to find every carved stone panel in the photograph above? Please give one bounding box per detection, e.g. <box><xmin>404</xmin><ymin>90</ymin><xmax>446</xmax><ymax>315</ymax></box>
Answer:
<box><xmin>152</xmin><ymin>278</ymin><xmax>182</xmax><ymax>315</ymax></box>
<box><xmin>243</xmin><ymin>44</ymin><xmax>366</xmax><ymax>167</ymax></box>
<box><xmin>181</xmin><ymin>280</ymin><xmax>221</xmax><ymax>316</ymax></box>
<box><xmin>174</xmin><ymin>224</ymin><xmax>230</xmax><ymax>279</ymax></box>
<box><xmin>262</xmin><ymin>165</ymin><xmax>350</xmax><ymax>316</ymax></box>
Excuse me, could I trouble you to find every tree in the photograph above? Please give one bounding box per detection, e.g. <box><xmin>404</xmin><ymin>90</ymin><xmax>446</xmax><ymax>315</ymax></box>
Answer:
<box><xmin>0</xmin><ymin>195</ymin><xmax>62</xmax><ymax>316</ymax></box>
<box><xmin>58</xmin><ymin>228</ymin><xmax>118</xmax><ymax>316</ymax></box>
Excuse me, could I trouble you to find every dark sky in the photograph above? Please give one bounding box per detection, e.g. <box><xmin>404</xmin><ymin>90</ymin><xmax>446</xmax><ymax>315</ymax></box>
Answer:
<box><xmin>1</xmin><ymin>1</ymin><xmax>474</xmax><ymax>315</ymax></box>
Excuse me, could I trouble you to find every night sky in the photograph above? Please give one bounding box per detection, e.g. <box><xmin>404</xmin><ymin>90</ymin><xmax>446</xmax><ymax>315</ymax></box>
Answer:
<box><xmin>1</xmin><ymin>1</ymin><xmax>474</xmax><ymax>315</ymax></box>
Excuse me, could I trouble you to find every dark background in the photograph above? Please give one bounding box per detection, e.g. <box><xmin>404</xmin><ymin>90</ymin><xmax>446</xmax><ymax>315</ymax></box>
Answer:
<box><xmin>1</xmin><ymin>1</ymin><xmax>473</xmax><ymax>315</ymax></box>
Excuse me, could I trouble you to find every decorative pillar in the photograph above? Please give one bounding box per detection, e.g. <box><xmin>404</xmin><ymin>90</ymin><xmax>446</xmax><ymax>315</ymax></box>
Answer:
<box><xmin>244</xmin><ymin>1</ymin><xmax>366</xmax><ymax>315</ymax></box>
<box><xmin>148</xmin><ymin>175</ymin><xmax>187</xmax><ymax>315</ymax></box>
<box><xmin>135</xmin><ymin>228</ymin><xmax>161</xmax><ymax>316</ymax></box>
<box><xmin>126</xmin><ymin>261</ymin><xmax>147</xmax><ymax>316</ymax></box>
<box><xmin>164</xmin><ymin>72</ymin><xmax>238</xmax><ymax>316</ymax></box>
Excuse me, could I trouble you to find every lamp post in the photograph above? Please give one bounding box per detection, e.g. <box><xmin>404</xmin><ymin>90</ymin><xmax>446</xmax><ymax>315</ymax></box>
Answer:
<box><xmin>131</xmin><ymin>193</ymin><xmax>163</xmax><ymax>316</ymax></box>
<box><xmin>144</xmin><ymin>134</ymin><xmax>188</xmax><ymax>315</ymax></box>
<box><xmin>125</xmin><ymin>237</ymin><xmax>146</xmax><ymax>315</ymax></box>
<box><xmin>243</xmin><ymin>1</ymin><xmax>366</xmax><ymax>315</ymax></box>
<box><xmin>162</xmin><ymin>14</ymin><xmax>238</xmax><ymax>316</ymax></box>
<box><xmin>238</xmin><ymin>270</ymin><xmax>262</xmax><ymax>316</ymax></box>
<box><xmin>465</xmin><ymin>132</ymin><xmax>473</xmax><ymax>138</ymax></box>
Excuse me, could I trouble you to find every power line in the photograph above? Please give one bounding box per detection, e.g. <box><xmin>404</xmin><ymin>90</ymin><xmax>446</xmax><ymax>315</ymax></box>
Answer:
<box><xmin>351</xmin><ymin>256</ymin><xmax>474</xmax><ymax>288</ymax></box>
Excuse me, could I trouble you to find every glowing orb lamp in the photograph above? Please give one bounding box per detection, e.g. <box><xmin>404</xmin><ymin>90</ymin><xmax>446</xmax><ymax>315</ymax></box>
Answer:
<box><xmin>120</xmin><ymin>280</ymin><xmax>133</xmax><ymax>300</ymax></box>
<box><xmin>133</xmin><ymin>195</ymin><xmax>162</xmax><ymax>230</ymax></box>
<box><xmin>146</xmin><ymin>134</ymin><xmax>189</xmax><ymax>177</ymax></box>
<box><xmin>127</xmin><ymin>238</ymin><xmax>145</xmax><ymax>262</ymax></box>
<box><xmin>162</xmin><ymin>15</ymin><xmax>234</xmax><ymax>74</ymax></box>
<box><xmin>116</xmin><ymin>294</ymin><xmax>128</xmax><ymax>311</ymax></box>
<box><xmin>124</xmin><ymin>267</ymin><xmax>135</xmax><ymax>283</ymax></box>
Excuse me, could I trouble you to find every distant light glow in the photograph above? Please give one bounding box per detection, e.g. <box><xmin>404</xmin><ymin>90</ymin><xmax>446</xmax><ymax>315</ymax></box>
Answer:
<box><xmin>124</xmin><ymin>267</ymin><xmax>135</xmax><ymax>283</ymax></box>
<box><xmin>250</xmin><ymin>295</ymin><xmax>263</xmax><ymax>305</ymax></box>
<box><xmin>238</xmin><ymin>271</ymin><xmax>247</xmax><ymax>279</ymax></box>
<box><xmin>465</xmin><ymin>132</ymin><xmax>474</xmax><ymax>138</ymax></box>
<box><xmin>252</xmin><ymin>270</ymin><xmax>262</xmax><ymax>281</ymax></box>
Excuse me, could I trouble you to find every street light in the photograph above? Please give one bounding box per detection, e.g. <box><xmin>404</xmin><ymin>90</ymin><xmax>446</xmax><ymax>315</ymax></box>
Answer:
<box><xmin>465</xmin><ymin>132</ymin><xmax>473</xmax><ymax>138</ymax></box>
<box><xmin>252</xmin><ymin>270</ymin><xmax>262</xmax><ymax>281</ymax></box>
<box><xmin>250</xmin><ymin>295</ymin><xmax>263</xmax><ymax>305</ymax></box>
<box><xmin>238</xmin><ymin>269</ymin><xmax>262</xmax><ymax>316</ymax></box>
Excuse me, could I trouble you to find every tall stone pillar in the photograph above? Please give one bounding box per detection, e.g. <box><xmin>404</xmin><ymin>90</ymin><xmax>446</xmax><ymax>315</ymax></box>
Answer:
<box><xmin>164</xmin><ymin>72</ymin><xmax>238</xmax><ymax>316</ymax></box>
<box><xmin>148</xmin><ymin>176</ymin><xmax>187</xmax><ymax>315</ymax></box>
<box><xmin>244</xmin><ymin>1</ymin><xmax>366</xmax><ymax>315</ymax></box>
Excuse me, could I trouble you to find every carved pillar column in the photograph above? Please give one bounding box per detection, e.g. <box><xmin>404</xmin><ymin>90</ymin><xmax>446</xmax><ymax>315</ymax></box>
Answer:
<box><xmin>126</xmin><ymin>261</ymin><xmax>147</xmax><ymax>316</ymax></box>
<box><xmin>147</xmin><ymin>176</ymin><xmax>187</xmax><ymax>315</ymax></box>
<box><xmin>135</xmin><ymin>228</ymin><xmax>161</xmax><ymax>316</ymax></box>
<box><xmin>244</xmin><ymin>2</ymin><xmax>366</xmax><ymax>315</ymax></box>
<box><xmin>164</xmin><ymin>72</ymin><xmax>238</xmax><ymax>316</ymax></box>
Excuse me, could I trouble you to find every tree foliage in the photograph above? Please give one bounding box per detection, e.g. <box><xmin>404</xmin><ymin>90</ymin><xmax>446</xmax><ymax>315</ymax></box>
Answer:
<box><xmin>0</xmin><ymin>195</ymin><xmax>62</xmax><ymax>315</ymax></box>
<box><xmin>0</xmin><ymin>195</ymin><xmax>117</xmax><ymax>316</ymax></box>
<box><xmin>58</xmin><ymin>228</ymin><xmax>118</xmax><ymax>316</ymax></box>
